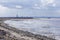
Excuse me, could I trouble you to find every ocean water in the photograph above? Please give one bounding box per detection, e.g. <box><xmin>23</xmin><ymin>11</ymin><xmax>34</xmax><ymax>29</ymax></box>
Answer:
<box><xmin>4</xmin><ymin>18</ymin><xmax>60</xmax><ymax>40</ymax></box>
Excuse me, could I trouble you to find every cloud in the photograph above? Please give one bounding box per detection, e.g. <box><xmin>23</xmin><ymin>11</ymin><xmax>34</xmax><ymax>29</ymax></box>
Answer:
<box><xmin>0</xmin><ymin>0</ymin><xmax>57</xmax><ymax>9</ymax></box>
<box><xmin>15</xmin><ymin>5</ymin><xmax>23</xmax><ymax>9</ymax></box>
<box><xmin>32</xmin><ymin>0</ymin><xmax>56</xmax><ymax>9</ymax></box>
<box><xmin>0</xmin><ymin>5</ymin><xmax>9</xmax><ymax>17</ymax></box>
<box><xmin>40</xmin><ymin>0</ymin><xmax>56</xmax><ymax>8</ymax></box>
<box><xmin>32</xmin><ymin>4</ymin><xmax>40</xmax><ymax>9</ymax></box>
<box><xmin>0</xmin><ymin>5</ymin><xmax>8</xmax><ymax>10</ymax></box>
<box><xmin>41</xmin><ymin>0</ymin><xmax>54</xmax><ymax>5</ymax></box>
<box><xmin>0</xmin><ymin>0</ymin><xmax>59</xmax><ymax>17</ymax></box>
<box><xmin>0</xmin><ymin>0</ymin><xmax>34</xmax><ymax>9</ymax></box>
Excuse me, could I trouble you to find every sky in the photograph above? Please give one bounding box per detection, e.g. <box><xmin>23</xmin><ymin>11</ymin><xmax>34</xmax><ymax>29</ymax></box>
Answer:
<box><xmin>0</xmin><ymin>0</ymin><xmax>60</xmax><ymax>17</ymax></box>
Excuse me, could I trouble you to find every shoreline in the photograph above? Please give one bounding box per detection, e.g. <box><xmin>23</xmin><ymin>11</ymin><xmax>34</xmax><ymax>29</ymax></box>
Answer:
<box><xmin>0</xmin><ymin>20</ymin><xmax>56</xmax><ymax>40</ymax></box>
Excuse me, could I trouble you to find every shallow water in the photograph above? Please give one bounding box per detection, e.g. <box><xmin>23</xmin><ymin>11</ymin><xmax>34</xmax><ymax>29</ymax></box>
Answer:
<box><xmin>4</xmin><ymin>18</ymin><xmax>60</xmax><ymax>40</ymax></box>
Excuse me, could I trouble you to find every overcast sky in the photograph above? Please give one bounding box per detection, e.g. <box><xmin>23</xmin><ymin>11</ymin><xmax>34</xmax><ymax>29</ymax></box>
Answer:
<box><xmin>0</xmin><ymin>0</ymin><xmax>60</xmax><ymax>17</ymax></box>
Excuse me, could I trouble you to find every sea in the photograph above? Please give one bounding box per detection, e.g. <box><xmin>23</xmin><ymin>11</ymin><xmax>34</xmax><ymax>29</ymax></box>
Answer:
<box><xmin>4</xmin><ymin>18</ymin><xmax>60</xmax><ymax>40</ymax></box>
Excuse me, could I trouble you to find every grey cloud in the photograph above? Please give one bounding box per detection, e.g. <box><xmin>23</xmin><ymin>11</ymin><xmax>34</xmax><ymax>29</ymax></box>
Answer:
<box><xmin>0</xmin><ymin>0</ymin><xmax>60</xmax><ymax>17</ymax></box>
<box><xmin>0</xmin><ymin>0</ymin><xmax>36</xmax><ymax>9</ymax></box>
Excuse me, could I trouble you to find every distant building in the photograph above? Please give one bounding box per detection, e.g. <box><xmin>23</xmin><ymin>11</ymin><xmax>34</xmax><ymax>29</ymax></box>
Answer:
<box><xmin>16</xmin><ymin>13</ymin><xmax>19</xmax><ymax>18</ymax></box>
